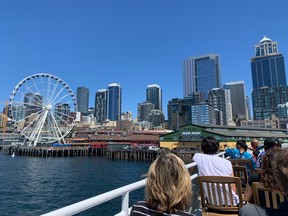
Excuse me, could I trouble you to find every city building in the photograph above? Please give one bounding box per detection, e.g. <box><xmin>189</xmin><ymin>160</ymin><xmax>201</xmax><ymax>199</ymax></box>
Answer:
<box><xmin>94</xmin><ymin>89</ymin><xmax>107</xmax><ymax>124</ymax></box>
<box><xmin>137</xmin><ymin>102</ymin><xmax>154</xmax><ymax>122</ymax></box>
<box><xmin>208</xmin><ymin>88</ymin><xmax>231</xmax><ymax>125</ymax></box>
<box><xmin>252</xmin><ymin>86</ymin><xmax>288</xmax><ymax>120</ymax></box>
<box><xmin>223</xmin><ymin>81</ymin><xmax>247</xmax><ymax>124</ymax></box>
<box><xmin>183</xmin><ymin>54</ymin><xmax>221</xmax><ymax>99</ymax></box>
<box><xmin>76</xmin><ymin>86</ymin><xmax>89</xmax><ymax>116</ymax></box>
<box><xmin>146</xmin><ymin>84</ymin><xmax>162</xmax><ymax>110</ymax></box>
<box><xmin>191</xmin><ymin>103</ymin><xmax>214</xmax><ymax>125</ymax></box>
<box><xmin>167</xmin><ymin>98</ymin><xmax>192</xmax><ymax>131</ymax></box>
<box><xmin>251</xmin><ymin>36</ymin><xmax>286</xmax><ymax>89</ymax></box>
<box><xmin>24</xmin><ymin>92</ymin><xmax>43</xmax><ymax>117</ymax></box>
<box><xmin>251</xmin><ymin>36</ymin><xmax>287</xmax><ymax>120</ymax></box>
<box><xmin>107</xmin><ymin>83</ymin><xmax>122</xmax><ymax>121</ymax></box>
<box><xmin>148</xmin><ymin>109</ymin><xmax>164</xmax><ymax>129</ymax></box>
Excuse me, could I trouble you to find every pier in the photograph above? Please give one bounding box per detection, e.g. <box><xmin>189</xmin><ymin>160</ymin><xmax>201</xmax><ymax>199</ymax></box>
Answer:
<box><xmin>7</xmin><ymin>146</ymin><xmax>196</xmax><ymax>163</ymax></box>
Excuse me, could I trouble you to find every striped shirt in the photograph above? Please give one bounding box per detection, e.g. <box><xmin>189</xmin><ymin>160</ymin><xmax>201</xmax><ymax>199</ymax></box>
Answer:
<box><xmin>130</xmin><ymin>201</ymin><xmax>195</xmax><ymax>216</ymax></box>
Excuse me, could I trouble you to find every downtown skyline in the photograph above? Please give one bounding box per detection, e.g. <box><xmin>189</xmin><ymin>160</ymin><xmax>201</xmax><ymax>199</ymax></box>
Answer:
<box><xmin>0</xmin><ymin>0</ymin><xmax>288</xmax><ymax>118</ymax></box>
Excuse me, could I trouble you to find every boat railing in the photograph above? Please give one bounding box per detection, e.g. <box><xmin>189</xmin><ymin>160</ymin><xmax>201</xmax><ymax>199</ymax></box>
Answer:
<box><xmin>41</xmin><ymin>151</ymin><xmax>226</xmax><ymax>216</ymax></box>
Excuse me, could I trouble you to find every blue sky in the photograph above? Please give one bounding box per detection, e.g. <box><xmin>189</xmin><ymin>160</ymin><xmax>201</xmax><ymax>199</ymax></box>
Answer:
<box><xmin>1</xmin><ymin>0</ymin><xmax>288</xmax><ymax>118</ymax></box>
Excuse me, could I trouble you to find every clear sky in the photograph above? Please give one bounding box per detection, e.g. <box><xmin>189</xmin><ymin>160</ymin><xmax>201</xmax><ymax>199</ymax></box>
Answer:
<box><xmin>1</xmin><ymin>0</ymin><xmax>288</xmax><ymax>119</ymax></box>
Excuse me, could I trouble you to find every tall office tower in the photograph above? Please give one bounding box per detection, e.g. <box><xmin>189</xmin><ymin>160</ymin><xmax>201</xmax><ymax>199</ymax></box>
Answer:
<box><xmin>191</xmin><ymin>103</ymin><xmax>214</xmax><ymax>125</ymax></box>
<box><xmin>137</xmin><ymin>102</ymin><xmax>154</xmax><ymax>122</ymax></box>
<box><xmin>146</xmin><ymin>84</ymin><xmax>162</xmax><ymax>110</ymax></box>
<box><xmin>107</xmin><ymin>83</ymin><xmax>122</xmax><ymax>121</ymax></box>
<box><xmin>77</xmin><ymin>86</ymin><xmax>89</xmax><ymax>115</ymax></box>
<box><xmin>251</xmin><ymin>37</ymin><xmax>287</xmax><ymax>120</ymax></box>
<box><xmin>183</xmin><ymin>54</ymin><xmax>221</xmax><ymax>99</ymax></box>
<box><xmin>251</xmin><ymin>36</ymin><xmax>286</xmax><ymax>89</ymax></box>
<box><xmin>24</xmin><ymin>92</ymin><xmax>43</xmax><ymax>117</ymax></box>
<box><xmin>208</xmin><ymin>88</ymin><xmax>231</xmax><ymax>125</ymax></box>
<box><xmin>94</xmin><ymin>89</ymin><xmax>107</xmax><ymax>124</ymax></box>
<box><xmin>167</xmin><ymin>98</ymin><xmax>192</xmax><ymax>131</ymax></box>
<box><xmin>223</xmin><ymin>81</ymin><xmax>247</xmax><ymax>123</ymax></box>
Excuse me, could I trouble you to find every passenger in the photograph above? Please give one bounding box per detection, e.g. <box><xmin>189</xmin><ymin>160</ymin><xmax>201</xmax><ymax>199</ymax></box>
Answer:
<box><xmin>130</xmin><ymin>153</ymin><xmax>195</xmax><ymax>216</ymax></box>
<box><xmin>225</xmin><ymin>139</ymin><xmax>256</xmax><ymax>171</ymax></box>
<box><xmin>239</xmin><ymin>148</ymin><xmax>288</xmax><ymax>216</ymax></box>
<box><xmin>244</xmin><ymin>137</ymin><xmax>283</xmax><ymax>202</ymax></box>
<box><xmin>256</xmin><ymin>137</ymin><xmax>281</xmax><ymax>168</ymax></box>
<box><xmin>250</xmin><ymin>139</ymin><xmax>264</xmax><ymax>160</ymax></box>
<box><xmin>193</xmin><ymin>137</ymin><xmax>239</xmax><ymax>206</ymax></box>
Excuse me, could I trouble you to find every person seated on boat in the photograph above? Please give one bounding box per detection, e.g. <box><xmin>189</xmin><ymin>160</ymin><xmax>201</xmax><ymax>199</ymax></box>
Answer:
<box><xmin>256</xmin><ymin>137</ymin><xmax>281</xmax><ymax>168</ymax></box>
<box><xmin>240</xmin><ymin>148</ymin><xmax>288</xmax><ymax>216</ymax></box>
<box><xmin>225</xmin><ymin>139</ymin><xmax>256</xmax><ymax>172</ymax></box>
<box><xmin>193</xmin><ymin>137</ymin><xmax>239</xmax><ymax>206</ymax></box>
<box><xmin>249</xmin><ymin>139</ymin><xmax>264</xmax><ymax>161</ymax></box>
<box><xmin>130</xmin><ymin>153</ymin><xmax>195</xmax><ymax>216</ymax></box>
<box><xmin>244</xmin><ymin>137</ymin><xmax>283</xmax><ymax>203</ymax></box>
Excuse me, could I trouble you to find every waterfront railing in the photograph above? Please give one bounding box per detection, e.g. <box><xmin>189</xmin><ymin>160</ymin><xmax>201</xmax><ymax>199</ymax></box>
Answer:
<box><xmin>41</xmin><ymin>151</ymin><xmax>226</xmax><ymax>216</ymax></box>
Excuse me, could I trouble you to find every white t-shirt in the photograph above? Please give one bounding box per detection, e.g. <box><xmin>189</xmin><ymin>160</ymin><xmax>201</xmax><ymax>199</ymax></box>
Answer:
<box><xmin>193</xmin><ymin>153</ymin><xmax>239</xmax><ymax>206</ymax></box>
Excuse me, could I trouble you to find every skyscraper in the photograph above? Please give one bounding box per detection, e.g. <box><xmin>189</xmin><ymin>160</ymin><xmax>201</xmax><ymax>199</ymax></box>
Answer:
<box><xmin>76</xmin><ymin>86</ymin><xmax>89</xmax><ymax>115</ymax></box>
<box><xmin>107</xmin><ymin>83</ymin><xmax>122</xmax><ymax>121</ymax></box>
<box><xmin>137</xmin><ymin>102</ymin><xmax>154</xmax><ymax>122</ymax></box>
<box><xmin>94</xmin><ymin>89</ymin><xmax>107</xmax><ymax>124</ymax></box>
<box><xmin>251</xmin><ymin>36</ymin><xmax>287</xmax><ymax>120</ymax></box>
<box><xmin>223</xmin><ymin>81</ymin><xmax>247</xmax><ymax>123</ymax></box>
<box><xmin>183</xmin><ymin>54</ymin><xmax>221</xmax><ymax>99</ymax></box>
<box><xmin>146</xmin><ymin>84</ymin><xmax>162</xmax><ymax>110</ymax></box>
<box><xmin>208</xmin><ymin>88</ymin><xmax>231</xmax><ymax>125</ymax></box>
<box><xmin>251</xmin><ymin>36</ymin><xmax>286</xmax><ymax>89</ymax></box>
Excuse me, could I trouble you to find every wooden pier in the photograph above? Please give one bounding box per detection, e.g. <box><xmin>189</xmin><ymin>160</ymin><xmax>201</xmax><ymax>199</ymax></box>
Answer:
<box><xmin>8</xmin><ymin>147</ymin><xmax>196</xmax><ymax>163</ymax></box>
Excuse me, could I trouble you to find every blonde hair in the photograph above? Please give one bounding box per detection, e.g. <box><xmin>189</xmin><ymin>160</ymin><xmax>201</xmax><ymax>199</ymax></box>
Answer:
<box><xmin>145</xmin><ymin>153</ymin><xmax>192</xmax><ymax>213</ymax></box>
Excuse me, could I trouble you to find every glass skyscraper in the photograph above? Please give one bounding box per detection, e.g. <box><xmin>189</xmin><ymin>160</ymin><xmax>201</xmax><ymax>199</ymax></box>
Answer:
<box><xmin>76</xmin><ymin>86</ymin><xmax>89</xmax><ymax>115</ymax></box>
<box><xmin>183</xmin><ymin>54</ymin><xmax>221</xmax><ymax>99</ymax></box>
<box><xmin>251</xmin><ymin>36</ymin><xmax>286</xmax><ymax>89</ymax></box>
<box><xmin>251</xmin><ymin>36</ymin><xmax>287</xmax><ymax>120</ymax></box>
<box><xmin>94</xmin><ymin>89</ymin><xmax>107</xmax><ymax>124</ymax></box>
<box><xmin>146</xmin><ymin>84</ymin><xmax>162</xmax><ymax>111</ymax></box>
<box><xmin>107</xmin><ymin>83</ymin><xmax>122</xmax><ymax>121</ymax></box>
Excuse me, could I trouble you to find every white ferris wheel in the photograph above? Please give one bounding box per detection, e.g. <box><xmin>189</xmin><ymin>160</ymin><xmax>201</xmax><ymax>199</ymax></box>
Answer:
<box><xmin>9</xmin><ymin>73</ymin><xmax>77</xmax><ymax>147</ymax></box>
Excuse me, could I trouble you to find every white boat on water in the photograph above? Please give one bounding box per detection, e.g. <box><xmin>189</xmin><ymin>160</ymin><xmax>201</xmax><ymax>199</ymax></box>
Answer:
<box><xmin>11</xmin><ymin>152</ymin><xmax>15</xmax><ymax>157</ymax></box>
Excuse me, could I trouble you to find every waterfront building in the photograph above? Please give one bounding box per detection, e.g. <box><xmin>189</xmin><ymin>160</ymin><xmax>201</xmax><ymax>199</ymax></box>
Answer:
<box><xmin>191</xmin><ymin>103</ymin><xmax>214</xmax><ymax>125</ymax></box>
<box><xmin>160</xmin><ymin>124</ymin><xmax>288</xmax><ymax>150</ymax></box>
<box><xmin>77</xmin><ymin>86</ymin><xmax>89</xmax><ymax>116</ymax></box>
<box><xmin>94</xmin><ymin>89</ymin><xmax>107</xmax><ymax>124</ymax></box>
<box><xmin>240</xmin><ymin>115</ymin><xmax>279</xmax><ymax>129</ymax></box>
<box><xmin>137</xmin><ymin>102</ymin><xmax>154</xmax><ymax>122</ymax></box>
<box><xmin>146</xmin><ymin>84</ymin><xmax>162</xmax><ymax>111</ymax></box>
<box><xmin>223</xmin><ymin>81</ymin><xmax>247</xmax><ymax>124</ymax></box>
<box><xmin>107</xmin><ymin>83</ymin><xmax>122</xmax><ymax>121</ymax></box>
<box><xmin>278</xmin><ymin>102</ymin><xmax>288</xmax><ymax>118</ymax></box>
<box><xmin>208</xmin><ymin>88</ymin><xmax>231</xmax><ymax>125</ymax></box>
<box><xmin>121</xmin><ymin>111</ymin><xmax>132</xmax><ymax>120</ymax></box>
<box><xmin>183</xmin><ymin>54</ymin><xmax>221</xmax><ymax>99</ymax></box>
<box><xmin>251</xmin><ymin>36</ymin><xmax>286</xmax><ymax>89</ymax></box>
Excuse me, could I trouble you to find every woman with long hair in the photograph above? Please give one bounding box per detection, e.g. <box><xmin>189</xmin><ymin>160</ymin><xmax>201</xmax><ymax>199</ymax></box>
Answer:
<box><xmin>130</xmin><ymin>153</ymin><xmax>194</xmax><ymax>216</ymax></box>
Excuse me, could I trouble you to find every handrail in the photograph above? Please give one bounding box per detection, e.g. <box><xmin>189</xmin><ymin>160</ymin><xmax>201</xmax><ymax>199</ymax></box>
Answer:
<box><xmin>41</xmin><ymin>151</ymin><xmax>226</xmax><ymax>216</ymax></box>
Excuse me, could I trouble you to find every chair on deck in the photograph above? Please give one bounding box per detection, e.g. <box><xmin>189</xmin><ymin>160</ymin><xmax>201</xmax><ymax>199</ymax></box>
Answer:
<box><xmin>252</xmin><ymin>182</ymin><xmax>286</xmax><ymax>209</ymax></box>
<box><xmin>232</xmin><ymin>165</ymin><xmax>248</xmax><ymax>191</ymax></box>
<box><xmin>229</xmin><ymin>159</ymin><xmax>253</xmax><ymax>175</ymax></box>
<box><xmin>198</xmin><ymin>176</ymin><xmax>243</xmax><ymax>216</ymax></box>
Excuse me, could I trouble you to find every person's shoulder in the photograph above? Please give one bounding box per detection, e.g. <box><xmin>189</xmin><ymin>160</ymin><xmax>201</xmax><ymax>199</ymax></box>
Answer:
<box><xmin>172</xmin><ymin>210</ymin><xmax>196</xmax><ymax>216</ymax></box>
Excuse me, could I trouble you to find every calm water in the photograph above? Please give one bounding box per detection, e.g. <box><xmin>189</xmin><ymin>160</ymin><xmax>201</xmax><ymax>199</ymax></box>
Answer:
<box><xmin>0</xmin><ymin>152</ymin><xmax>151</xmax><ymax>216</ymax></box>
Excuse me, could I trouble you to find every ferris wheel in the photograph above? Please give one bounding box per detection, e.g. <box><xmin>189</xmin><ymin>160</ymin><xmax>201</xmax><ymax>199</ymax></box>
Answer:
<box><xmin>9</xmin><ymin>73</ymin><xmax>77</xmax><ymax>147</ymax></box>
